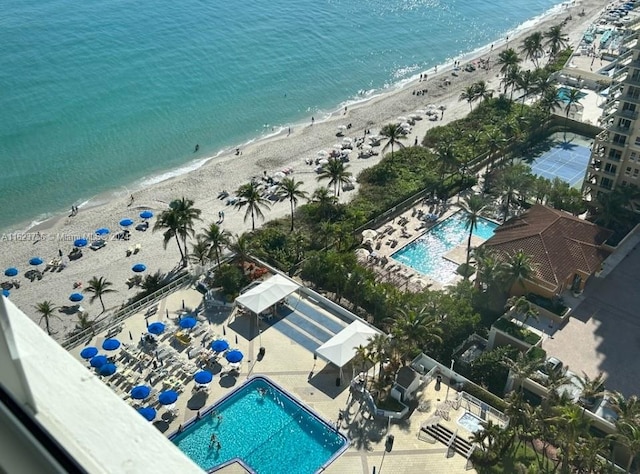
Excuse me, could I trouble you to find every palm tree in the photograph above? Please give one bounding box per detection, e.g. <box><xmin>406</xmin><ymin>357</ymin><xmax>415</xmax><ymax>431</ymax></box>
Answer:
<box><xmin>485</xmin><ymin>127</ymin><xmax>506</xmax><ymax>171</ymax></box>
<box><xmin>199</xmin><ymin>222</ymin><xmax>231</xmax><ymax>266</ymax></box>
<box><xmin>169</xmin><ymin>197</ymin><xmax>202</xmax><ymax>264</ymax></box>
<box><xmin>611</xmin><ymin>392</ymin><xmax>640</xmax><ymax>425</ymax></box>
<box><xmin>496</xmin><ymin>48</ymin><xmax>521</xmax><ymax>77</ymax></box>
<box><xmin>474</xmin><ymin>80</ymin><xmax>493</xmax><ymax>102</ymax></box>
<box><xmin>506</xmin><ymin>295</ymin><xmax>539</xmax><ymax>325</ymax></box>
<box><xmin>310</xmin><ymin>186</ymin><xmax>338</xmax><ymax>220</ymax></box>
<box><xmin>366</xmin><ymin>333</ymin><xmax>391</xmax><ymax>383</ymax></box>
<box><xmin>353</xmin><ymin>344</ymin><xmax>373</xmax><ymax>374</ymax></box>
<box><xmin>563</xmin><ymin>87</ymin><xmax>584</xmax><ymax>138</ymax></box>
<box><xmin>75</xmin><ymin>311</ymin><xmax>95</xmax><ymax>332</ymax></box>
<box><xmin>501</xmin><ymin>65</ymin><xmax>521</xmax><ymax>99</ymax></box>
<box><xmin>516</xmin><ymin>69</ymin><xmax>536</xmax><ymax>112</ymax></box>
<box><xmin>379</xmin><ymin>123</ymin><xmax>407</xmax><ymax>162</ymax></box>
<box><xmin>435</xmin><ymin>142</ymin><xmax>458</xmax><ymax>182</ymax></box>
<box><xmin>234</xmin><ymin>181</ymin><xmax>271</xmax><ymax>230</ymax></box>
<box><xmin>520</xmin><ymin>31</ymin><xmax>545</xmax><ymax>68</ymax></box>
<box><xmin>546</xmin><ymin>404</ymin><xmax>592</xmax><ymax>473</ymax></box>
<box><xmin>575</xmin><ymin>372</ymin><xmax>606</xmax><ymax>409</ymax></box>
<box><xmin>502</xmin><ymin>351</ymin><xmax>544</xmax><ymax>393</ymax></box>
<box><xmin>316</xmin><ymin>159</ymin><xmax>352</xmax><ymax>197</ymax></box>
<box><xmin>385</xmin><ymin>307</ymin><xmax>443</xmax><ymax>363</ymax></box>
<box><xmin>189</xmin><ymin>237</ymin><xmax>211</xmax><ymax>266</ymax></box>
<box><xmin>538</xmin><ymin>87</ymin><xmax>563</xmax><ymax>124</ymax></box>
<box><xmin>278</xmin><ymin>177</ymin><xmax>308</xmax><ymax>231</ymax></box>
<box><xmin>34</xmin><ymin>301</ymin><xmax>60</xmax><ymax>335</ymax></box>
<box><xmin>460</xmin><ymin>85</ymin><xmax>477</xmax><ymax>110</ymax></box>
<box><xmin>544</xmin><ymin>24</ymin><xmax>569</xmax><ymax>61</ymax></box>
<box><xmin>612</xmin><ymin>421</ymin><xmax>640</xmax><ymax>473</ymax></box>
<box><xmin>460</xmin><ymin>194</ymin><xmax>486</xmax><ymax>276</ymax></box>
<box><xmin>500</xmin><ymin>249</ymin><xmax>536</xmax><ymax>293</ymax></box>
<box><xmin>228</xmin><ymin>232</ymin><xmax>253</xmax><ymax>267</ymax></box>
<box><xmin>84</xmin><ymin>276</ymin><xmax>117</xmax><ymax>313</ymax></box>
<box><xmin>153</xmin><ymin>197</ymin><xmax>202</xmax><ymax>265</ymax></box>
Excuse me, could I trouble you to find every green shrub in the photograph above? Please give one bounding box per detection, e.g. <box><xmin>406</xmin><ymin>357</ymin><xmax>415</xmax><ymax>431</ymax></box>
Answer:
<box><xmin>462</xmin><ymin>381</ymin><xmax>508</xmax><ymax>412</ymax></box>
<box><xmin>493</xmin><ymin>318</ymin><xmax>541</xmax><ymax>346</ymax></box>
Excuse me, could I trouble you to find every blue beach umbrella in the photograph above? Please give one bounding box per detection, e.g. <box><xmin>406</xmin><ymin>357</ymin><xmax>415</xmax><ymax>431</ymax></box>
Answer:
<box><xmin>69</xmin><ymin>292</ymin><xmax>84</xmax><ymax>302</ymax></box>
<box><xmin>147</xmin><ymin>322</ymin><xmax>165</xmax><ymax>335</ymax></box>
<box><xmin>132</xmin><ymin>263</ymin><xmax>146</xmax><ymax>273</ymax></box>
<box><xmin>4</xmin><ymin>267</ymin><xmax>18</xmax><ymax>277</ymax></box>
<box><xmin>74</xmin><ymin>238</ymin><xmax>88</xmax><ymax>248</ymax></box>
<box><xmin>137</xmin><ymin>407</ymin><xmax>156</xmax><ymax>421</ymax></box>
<box><xmin>120</xmin><ymin>218</ymin><xmax>134</xmax><ymax>227</ymax></box>
<box><xmin>80</xmin><ymin>346</ymin><xmax>99</xmax><ymax>359</ymax></box>
<box><xmin>225</xmin><ymin>349</ymin><xmax>244</xmax><ymax>364</ymax></box>
<box><xmin>102</xmin><ymin>338</ymin><xmax>121</xmax><ymax>351</ymax></box>
<box><xmin>193</xmin><ymin>371</ymin><xmax>213</xmax><ymax>385</ymax></box>
<box><xmin>211</xmin><ymin>339</ymin><xmax>229</xmax><ymax>353</ymax></box>
<box><xmin>131</xmin><ymin>385</ymin><xmax>152</xmax><ymax>400</ymax></box>
<box><xmin>2</xmin><ymin>289</ymin><xmax>9</xmax><ymax>298</ymax></box>
<box><xmin>140</xmin><ymin>210</ymin><xmax>154</xmax><ymax>220</ymax></box>
<box><xmin>29</xmin><ymin>257</ymin><xmax>43</xmax><ymax>266</ymax></box>
<box><xmin>158</xmin><ymin>390</ymin><xmax>179</xmax><ymax>406</ymax></box>
<box><xmin>95</xmin><ymin>228</ymin><xmax>110</xmax><ymax>236</ymax></box>
<box><xmin>90</xmin><ymin>355</ymin><xmax>109</xmax><ymax>368</ymax></box>
<box><xmin>179</xmin><ymin>317</ymin><xmax>197</xmax><ymax>329</ymax></box>
<box><xmin>99</xmin><ymin>363</ymin><xmax>117</xmax><ymax>376</ymax></box>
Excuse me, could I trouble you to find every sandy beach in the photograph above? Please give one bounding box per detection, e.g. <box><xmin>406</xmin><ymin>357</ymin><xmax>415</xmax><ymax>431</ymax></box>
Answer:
<box><xmin>1</xmin><ymin>0</ymin><xmax>607</xmax><ymax>339</ymax></box>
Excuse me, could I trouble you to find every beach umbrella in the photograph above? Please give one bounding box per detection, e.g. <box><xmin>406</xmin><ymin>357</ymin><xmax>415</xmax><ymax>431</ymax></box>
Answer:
<box><xmin>74</xmin><ymin>238</ymin><xmax>88</xmax><ymax>248</ymax></box>
<box><xmin>137</xmin><ymin>407</ymin><xmax>156</xmax><ymax>421</ymax></box>
<box><xmin>90</xmin><ymin>355</ymin><xmax>109</xmax><ymax>368</ymax></box>
<box><xmin>131</xmin><ymin>385</ymin><xmax>152</xmax><ymax>400</ymax></box>
<box><xmin>193</xmin><ymin>371</ymin><xmax>213</xmax><ymax>385</ymax></box>
<box><xmin>147</xmin><ymin>322</ymin><xmax>165</xmax><ymax>335</ymax></box>
<box><xmin>29</xmin><ymin>257</ymin><xmax>43</xmax><ymax>266</ymax></box>
<box><xmin>211</xmin><ymin>339</ymin><xmax>229</xmax><ymax>353</ymax></box>
<box><xmin>4</xmin><ymin>267</ymin><xmax>18</xmax><ymax>277</ymax></box>
<box><xmin>69</xmin><ymin>292</ymin><xmax>84</xmax><ymax>302</ymax></box>
<box><xmin>225</xmin><ymin>349</ymin><xmax>244</xmax><ymax>364</ymax></box>
<box><xmin>2</xmin><ymin>289</ymin><xmax>9</xmax><ymax>298</ymax></box>
<box><xmin>140</xmin><ymin>210</ymin><xmax>154</xmax><ymax>220</ymax></box>
<box><xmin>158</xmin><ymin>390</ymin><xmax>179</xmax><ymax>406</ymax></box>
<box><xmin>119</xmin><ymin>218</ymin><xmax>134</xmax><ymax>228</ymax></box>
<box><xmin>95</xmin><ymin>228</ymin><xmax>110</xmax><ymax>236</ymax></box>
<box><xmin>80</xmin><ymin>346</ymin><xmax>99</xmax><ymax>359</ymax></box>
<box><xmin>99</xmin><ymin>363</ymin><xmax>117</xmax><ymax>376</ymax></box>
<box><xmin>179</xmin><ymin>317</ymin><xmax>197</xmax><ymax>329</ymax></box>
<box><xmin>132</xmin><ymin>263</ymin><xmax>146</xmax><ymax>273</ymax></box>
<box><xmin>102</xmin><ymin>338</ymin><xmax>121</xmax><ymax>351</ymax></box>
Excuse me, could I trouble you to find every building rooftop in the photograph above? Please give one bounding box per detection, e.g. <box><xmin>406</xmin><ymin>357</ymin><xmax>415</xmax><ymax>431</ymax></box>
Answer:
<box><xmin>484</xmin><ymin>205</ymin><xmax>613</xmax><ymax>290</ymax></box>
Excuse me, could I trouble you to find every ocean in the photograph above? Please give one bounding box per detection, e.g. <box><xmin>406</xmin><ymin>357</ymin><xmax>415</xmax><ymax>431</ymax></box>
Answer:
<box><xmin>0</xmin><ymin>0</ymin><xmax>567</xmax><ymax>231</ymax></box>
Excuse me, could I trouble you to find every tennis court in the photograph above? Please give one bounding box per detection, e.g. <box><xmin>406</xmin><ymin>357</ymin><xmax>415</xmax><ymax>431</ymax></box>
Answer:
<box><xmin>529</xmin><ymin>133</ymin><xmax>592</xmax><ymax>188</ymax></box>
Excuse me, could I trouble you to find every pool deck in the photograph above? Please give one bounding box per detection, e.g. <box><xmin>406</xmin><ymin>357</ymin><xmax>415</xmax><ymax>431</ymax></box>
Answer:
<box><xmin>71</xmin><ymin>285</ymin><xmax>475</xmax><ymax>474</ymax></box>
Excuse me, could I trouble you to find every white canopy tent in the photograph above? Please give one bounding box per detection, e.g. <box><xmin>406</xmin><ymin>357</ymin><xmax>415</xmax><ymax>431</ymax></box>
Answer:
<box><xmin>315</xmin><ymin>320</ymin><xmax>382</xmax><ymax>382</ymax></box>
<box><xmin>235</xmin><ymin>274</ymin><xmax>300</xmax><ymax>314</ymax></box>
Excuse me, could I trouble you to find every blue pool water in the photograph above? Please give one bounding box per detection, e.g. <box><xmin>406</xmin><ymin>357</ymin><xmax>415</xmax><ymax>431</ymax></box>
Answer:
<box><xmin>458</xmin><ymin>411</ymin><xmax>484</xmax><ymax>434</ymax></box>
<box><xmin>557</xmin><ymin>87</ymin><xmax>588</xmax><ymax>103</ymax></box>
<box><xmin>391</xmin><ymin>211</ymin><xmax>498</xmax><ymax>283</ymax></box>
<box><xmin>171</xmin><ymin>377</ymin><xmax>347</xmax><ymax>473</ymax></box>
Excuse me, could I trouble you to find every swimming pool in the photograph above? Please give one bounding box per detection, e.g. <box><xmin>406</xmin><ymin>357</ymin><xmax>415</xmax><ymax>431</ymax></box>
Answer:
<box><xmin>171</xmin><ymin>376</ymin><xmax>348</xmax><ymax>473</ymax></box>
<box><xmin>391</xmin><ymin>211</ymin><xmax>498</xmax><ymax>283</ymax></box>
<box><xmin>557</xmin><ymin>87</ymin><xmax>587</xmax><ymax>103</ymax></box>
<box><xmin>458</xmin><ymin>411</ymin><xmax>484</xmax><ymax>434</ymax></box>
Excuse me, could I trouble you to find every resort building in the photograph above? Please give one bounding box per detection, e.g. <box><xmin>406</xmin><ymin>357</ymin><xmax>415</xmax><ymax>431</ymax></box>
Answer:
<box><xmin>483</xmin><ymin>205</ymin><xmax>612</xmax><ymax>297</ymax></box>
<box><xmin>584</xmin><ymin>28</ymin><xmax>640</xmax><ymax>202</ymax></box>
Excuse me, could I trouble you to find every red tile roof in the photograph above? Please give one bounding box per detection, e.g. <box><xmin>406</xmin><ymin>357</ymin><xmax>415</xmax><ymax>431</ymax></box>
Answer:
<box><xmin>484</xmin><ymin>205</ymin><xmax>612</xmax><ymax>290</ymax></box>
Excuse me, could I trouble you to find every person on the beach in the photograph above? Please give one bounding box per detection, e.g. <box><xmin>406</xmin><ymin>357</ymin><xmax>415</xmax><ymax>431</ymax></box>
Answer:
<box><xmin>311</xmin><ymin>116</ymin><xmax>314</xmax><ymax>125</ymax></box>
<box><xmin>128</xmin><ymin>194</ymin><xmax>134</xmax><ymax>207</ymax></box>
<box><xmin>194</xmin><ymin>144</ymin><xmax>199</xmax><ymax>152</ymax></box>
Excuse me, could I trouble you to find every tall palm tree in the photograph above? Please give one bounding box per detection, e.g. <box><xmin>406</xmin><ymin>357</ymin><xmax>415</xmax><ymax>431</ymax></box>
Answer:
<box><xmin>538</xmin><ymin>87</ymin><xmax>563</xmax><ymax>124</ymax></box>
<box><xmin>517</xmin><ymin>69</ymin><xmax>536</xmax><ymax>112</ymax></box>
<box><xmin>575</xmin><ymin>371</ymin><xmax>606</xmax><ymax>409</ymax></box>
<box><xmin>501</xmin><ymin>351</ymin><xmax>544</xmax><ymax>393</ymax></box>
<box><xmin>485</xmin><ymin>127</ymin><xmax>506</xmax><ymax>171</ymax></box>
<box><xmin>563</xmin><ymin>87</ymin><xmax>584</xmax><ymax>138</ymax></box>
<box><xmin>459</xmin><ymin>85</ymin><xmax>478</xmax><ymax>110</ymax></box>
<box><xmin>474</xmin><ymin>80</ymin><xmax>494</xmax><ymax>103</ymax></box>
<box><xmin>520</xmin><ymin>31</ymin><xmax>545</xmax><ymax>68</ymax></box>
<box><xmin>84</xmin><ymin>276</ymin><xmax>117</xmax><ymax>313</ymax></box>
<box><xmin>435</xmin><ymin>142</ymin><xmax>458</xmax><ymax>182</ymax></box>
<box><xmin>316</xmin><ymin>159</ymin><xmax>352</xmax><ymax>197</ymax></box>
<box><xmin>234</xmin><ymin>181</ymin><xmax>271</xmax><ymax>230</ymax></box>
<box><xmin>501</xmin><ymin>249</ymin><xmax>536</xmax><ymax>293</ymax></box>
<box><xmin>496</xmin><ymin>48</ymin><xmax>521</xmax><ymax>77</ymax></box>
<box><xmin>544</xmin><ymin>24</ymin><xmax>569</xmax><ymax>61</ymax></box>
<box><xmin>366</xmin><ymin>333</ymin><xmax>391</xmax><ymax>383</ymax></box>
<box><xmin>310</xmin><ymin>186</ymin><xmax>338</xmax><ymax>220</ymax></box>
<box><xmin>169</xmin><ymin>197</ymin><xmax>202</xmax><ymax>264</ymax></box>
<box><xmin>228</xmin><ymin>232</ymin><xmax>252</xmax><ymax>267</ymax></box>
<box><xmin>385</xmin><ymin>307</ymin><xmax>443</xmax><ymax>363</ymax></box>
<box><xmin>379</xmin><ymin>123</ymin><xmax>407</xmax><ymax>162</ymax></box>
<box><xmin>153</xmin><ymin>204</ymin><xmax>185</xmax><ymax>262</ymax></box>
<box><xmin>199</xmin><ymin>222</ymin><xmax>231</xmax><ymax>266</ymax></box>
<box><xmin>189</xmin><ymin>237</ymin><xmax>210</xmax><ymax>266</ymax></box>
<box><xmin>34</xmin><ymin>301</ymin><xmax>60</xmax><ymax>335</ymax></box>
<box><xmin>278</xmin><ymin>177</ymin><xmax>308</xmax><ymax>231</ymax></box>
<box><xmin>611</xmin><ymin>421</ymin><xmax>640</xmax><ymax>473</ymax></box>
<box><xmin>547</xmin><ymin>404</ymin><xmax>592</xmax><ymax>473</ymax></box>
<box><xmin>501</xmin><ymin>65</ymin><xmax>521</xmax><ymax>99</ymax></box>
<box><xmin>460</xmin><ymin>194</ymin><xmax>486</xmax><ymax>276</ymax></box>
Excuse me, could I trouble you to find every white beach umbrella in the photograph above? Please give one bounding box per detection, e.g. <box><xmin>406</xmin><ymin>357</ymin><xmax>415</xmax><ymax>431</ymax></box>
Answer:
<box><xmin>362</xmin><ymin>229</ymin><xmax>378</xmax><ymax>240</ymax></box>
<box><xmin>342</xmin><ymin>137</ymin><xmax>353</xmax><ymax>144</ymax></box>
<box><xmin>415</xmin><ymin>109</ymin><xmax>427</xmax><ymax>115</ymax></box>
<box><xmin>427</xmin><ymin>104</ymin><xmax>437</xmax><ymax>110</ymax></box>
<box><xmin>355</xmin><ymin>248</ymin><xmax>371</xmax><ymax>260</ymax></box>
<box><xmin>317</xmin><ymin>150</ymin><xmax>329</xmax><ymax>158</ymax></box>
<box><xmin>273</xmin><ymin>171</ymin><xmax>286</xmax><ymax>179</ymax></box>
<box><xmin>397</xmin><ymin>116</ymin><xmax>408</xmax><ymax>123</ymax></box>
<box><xmin>361</xmin><ymin>144</ymin><xmax>372</xmax><ymax>151</ymax></box>
<box><xmin>318</xmin><ymin>158</ymin><xmax>329</xmax><ymax>165</ymax></box>
<box><xmin>337</xmin><ymin>125</ymin><xmax>347</xmax><ymax>132</ymax></box>
<box><xmin>341</xmin><ymin>148</ymin><xmax>352</xmax><ymax>155</ymax></box>
<box><xmin>410</xmin><ymin>113</ymin><xmax>423</xmax><ymax>120</ymax></box>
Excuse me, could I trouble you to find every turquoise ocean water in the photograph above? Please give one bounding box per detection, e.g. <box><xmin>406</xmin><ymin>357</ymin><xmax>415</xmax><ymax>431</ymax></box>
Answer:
<box><xmin>0</xmin><ymin>0</ymin><xmax>566</xmax><ymax>231</ymax></box>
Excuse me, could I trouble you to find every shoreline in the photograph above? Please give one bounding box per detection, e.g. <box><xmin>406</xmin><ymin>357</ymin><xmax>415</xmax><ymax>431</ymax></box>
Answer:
<box><xmin>8</xmin><ymin>0</ymin><xmax>576</xmax><ymax>235</ymax></box>
<box><xmin>0</xmin><ymin>0</ymin><xmax>607</xmax><ymax>340</ymax></box>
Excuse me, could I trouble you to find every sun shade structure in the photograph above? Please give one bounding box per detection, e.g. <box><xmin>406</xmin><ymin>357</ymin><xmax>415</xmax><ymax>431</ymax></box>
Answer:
<box><xmin>74</xmin><ymin>238</ymin><xmax>88</xmax><ymax>247</ymax></box>
<box><xmin>4</xmin><ymin>268</ymin><xmax>18</xmax><ymax>277</ymax></box>
<box><xmin>179</xmin><ymin>317</ymin><xmax>197</xmax><ymax>329</ymax></box>
<box><xmin>137</xmin><ymin>407</ymin><xmax>156</xmax><ymax>421</ymax></box>
<box><xmin>69</xmin><ymin>293</ymin><xmax>84</xmax><ymax>302</ymax></box>
<box><xmin>132</xmin><ymin>263</ymin><xmax>146</xmax><ymax>273</ymax></box>
<box><xmin>315</xmin><ymin>320</ymin><xmax>382</xmax><ymax>380</ymax></box>
<box><xmin>193</xmin><ymin>371</ymin><xmax>213</xmax><ymax>385</ymax></box>
<box><xmin>29</xmin><ymin>257</ymin><xmax>43</xmax><ymax>266</ymax></box>
<box><xmin>140</xmin><ymin>210</ymin><xmax>154</xmax><ymax>220</ymax></box>
<box><xmin>211</xmin><ymin>339</ymin><xmax>229</xmax><ymax>352</ymax></box>
<box><xmin>119</xmin><ymin>218</ymin><xmax>134</xmax><ymax>227</ymax></box>
<box><xmin>131</xmin><ymin>385</ymin><xmax>151</xmax><ymax>400</ymax></box>
<box><xmin>102</xmin><ymin>338</ymin><xmax>121</xmax><ymax>351</ymax></box>
<box><xmin>147</xmin><ymin>322</ymin><xmax>165</xmax><ymax>335</ymax></box>
<box><xmin>235</xmin><ymin>274</ymin><xmax>299</xmax><ymax>314</ymax></box>
<box><xmin>80</xmin><ymin>346</ymin><xmax>99</xmax><ymax>359</ymax></box>
<box><xmin>90</xmin><ymin>355</ymin><xmax>108</xmax><ymax>368</ymax></box>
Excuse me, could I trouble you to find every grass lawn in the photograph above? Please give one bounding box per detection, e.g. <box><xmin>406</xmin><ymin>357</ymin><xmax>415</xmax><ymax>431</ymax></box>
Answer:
<box><xmin>475</xmin><ymin>444</ymin><xmax>553</xmax><ymax>473</ymax></box>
